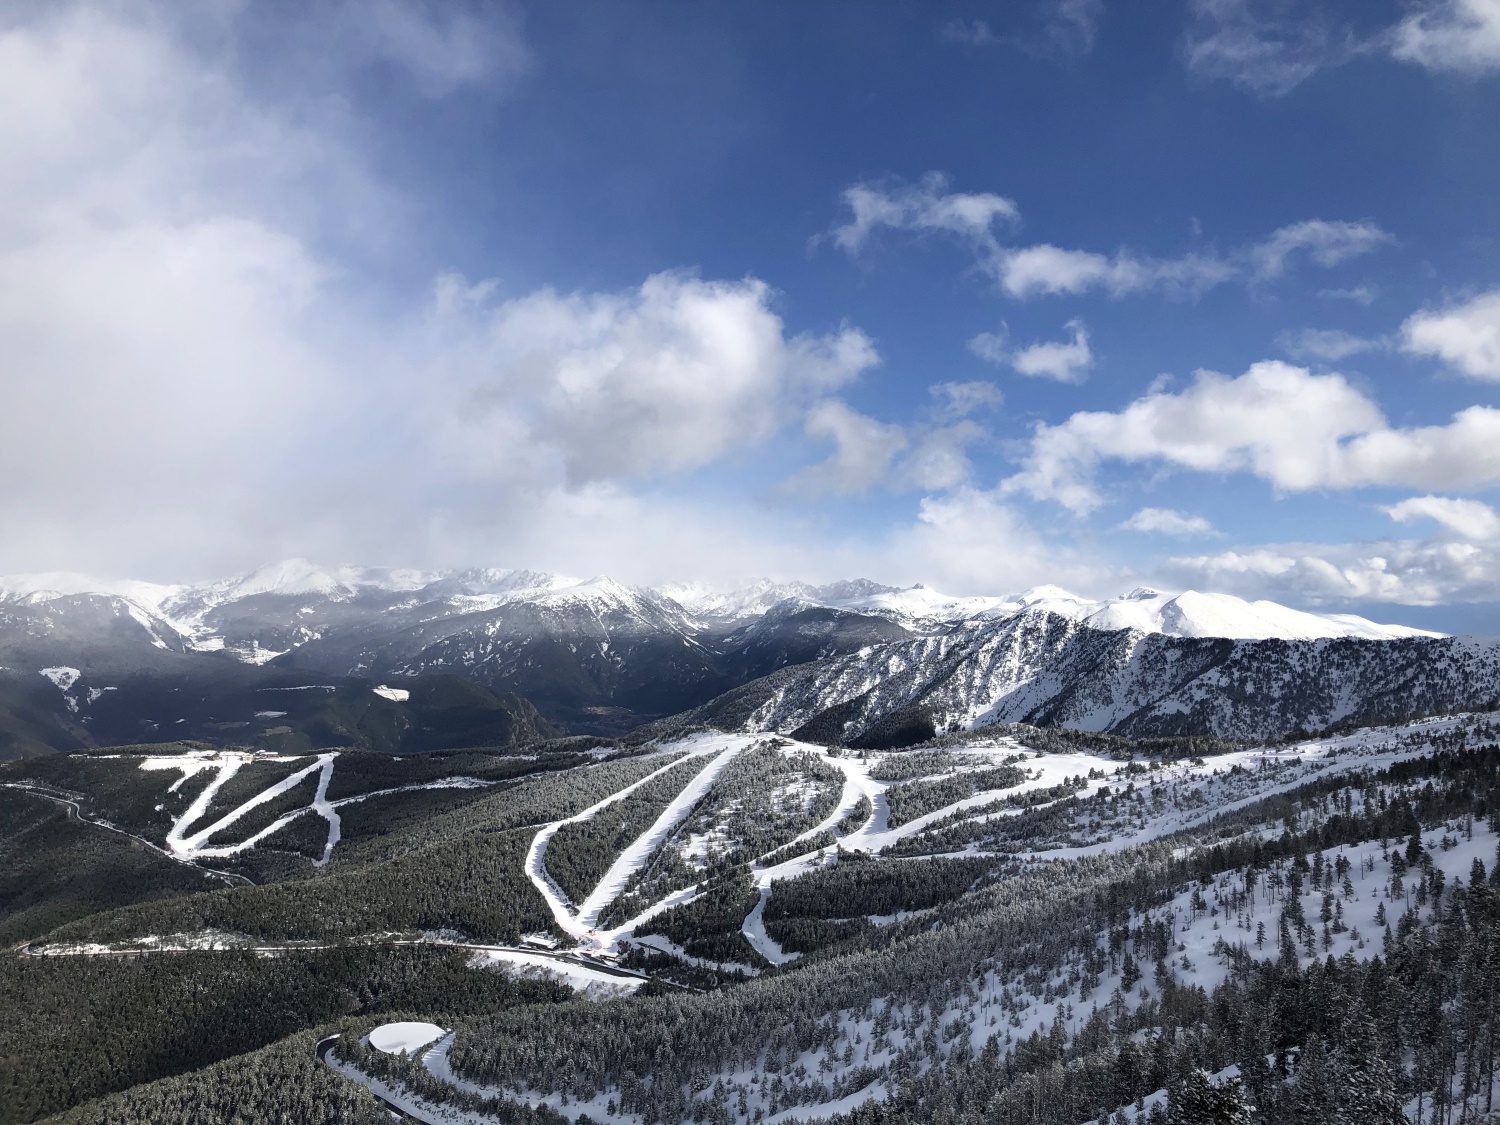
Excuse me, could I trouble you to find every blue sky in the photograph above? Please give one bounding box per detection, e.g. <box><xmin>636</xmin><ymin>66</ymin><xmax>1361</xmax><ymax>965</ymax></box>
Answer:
<box><xmin>3</xmin><ymin>0</ymin><xmax>1500</xmax><ymax>629</ymax></box>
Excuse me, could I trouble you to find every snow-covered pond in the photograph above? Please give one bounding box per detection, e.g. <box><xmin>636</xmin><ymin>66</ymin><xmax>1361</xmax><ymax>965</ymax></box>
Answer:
<box><xmin>368</xmin><ymin>1022</ymin><xmax>446</xmax><ymax>1055</ymax></box>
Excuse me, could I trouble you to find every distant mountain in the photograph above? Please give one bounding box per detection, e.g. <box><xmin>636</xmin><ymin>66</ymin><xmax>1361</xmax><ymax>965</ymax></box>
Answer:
<box><xmin>0</xmin><ymin>559</ymin><xmax>1458</xmax><ymax>741</ymax></box>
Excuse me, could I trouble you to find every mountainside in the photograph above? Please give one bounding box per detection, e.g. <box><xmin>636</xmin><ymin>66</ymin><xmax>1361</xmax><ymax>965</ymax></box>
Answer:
<box><xmin>679</xmin><ymin>607</ymin><xmax>1500</xmax><ymax>747</ymax></box>
<box><xmin>6</xmin><ymin>714</ymin><xmax>1498</xmax><ymax>1125</ymax></box>
<box><xmin>0</xmin><ymin>560</ymin><xmax>1461</xmax><ymax>741</ymax></box>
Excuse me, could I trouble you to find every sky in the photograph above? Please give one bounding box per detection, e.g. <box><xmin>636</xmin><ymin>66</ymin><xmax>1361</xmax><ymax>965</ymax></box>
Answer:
<box><xmin>3</xmin><ymin>0</ymin><xmax>1500</xmax><ymax>629</ymax></box>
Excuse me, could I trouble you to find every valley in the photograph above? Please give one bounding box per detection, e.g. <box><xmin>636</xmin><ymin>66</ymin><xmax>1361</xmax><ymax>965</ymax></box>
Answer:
<box><xmin>3</xmin><ymin>563</ymin><xmax>1499</xmax><ymax>1125</ymax></box>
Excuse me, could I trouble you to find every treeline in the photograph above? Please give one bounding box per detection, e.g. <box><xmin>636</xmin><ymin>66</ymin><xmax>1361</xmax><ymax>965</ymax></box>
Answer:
<box><xmin>39</xmin><ymin>1028</ymin><xmax>388</xmax><ymax>1125</ymax></box>
<box><xmin>884</xmin><ymin>764</ymin><xmax>1029</xmax><ymax>827</ymax></box>
<box><xmin>906</xmin><ymin>723</ymin><xmax>1248</xmax><ymax>762</ymax></box>
<box><xmin>634</xmin><ymin>866</ymin><xmax>765</xmax><ymax>966</ymax></box>
<box><xmin>416</xmin><ymin>746</ymin><xmax>1498</xmax><ymax>1124</ymax></box>
<box><xmin>766</xmin><ymin>854</ymin><xmax>998</xmax><ymax>925</ymax></box>
<box><xmin>546</xmin><ymin>755</ymin><xmax>708</xmax><ymax>905</ymax></box>
<box><xmin>602</xmin><ymin>744</ymin><xmax>843</xmax><ymax>926</ymax></box>
<box><xmin>2</xmin><ymin>946</ymin><xmax>567</xmax><ymax>1123</ymax></box>
<box><xmin>0</xmin><ymin>789</ymin><xmax>215</xmax><ymax>947</ymax></box>
<box><xmin>42</xmin><ymin>826</ymin><xmax>554</xmax><ymax>946</ymax></box>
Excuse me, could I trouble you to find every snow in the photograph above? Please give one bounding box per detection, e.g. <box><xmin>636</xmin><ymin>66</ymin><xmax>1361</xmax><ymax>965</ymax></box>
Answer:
<box><xmin>466</xmin><ymin>948</ymin><xmax>646</xmax><ymax>996</ymax></box>
<box><xmin>1010</xmin><ymin>585</ymin><xmax>1443</xmax><ymax>641</ymax></box>
<box><xmin>38</xmin><ymin>666</ymin><xmax>81</xmax><ymax>691</ymax></box>
<box><xmin>369</xmin><ymin>1022</ymin><xmax>448</xmax><ymax>1055</ymax></box>
<box><xmin>742</xmin><ymin>886</ymin><xmax>799</xmax><ymax>965</ymax></box>
<box><xmin>373</xmin><ymin>684</ymin><xmax>410</xmax><ymax>702</ymax></box>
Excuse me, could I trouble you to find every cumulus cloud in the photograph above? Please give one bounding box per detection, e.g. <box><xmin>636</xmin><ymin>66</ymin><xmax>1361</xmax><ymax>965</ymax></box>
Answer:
<box><xmin>993</xmin><ymin>245</ymin><xmax>1236</xmax><ymax>299</ymax></box>
<box><xmin>1008</xmin><ymin>319</ymin><xmax>1095</xmax><ymax>382</ymax></box>
<box><xmin>893</xmin><ymin>487</ymin><xmax>1114</xmax><ymax>595</ymax></box>
<box><xmin>1401</xmin><ymin>289</ymin><xmax>1500</xmax><ymax>381</ymax></box>
<box><xmin>433</xmin><ymin>271</ymin><xmax>878</xmax><ymax>487</ymax></box>
<box><xmin>1277</xmin><ymin>328</ymin><xmax>1383</xmax><ymax>362</ymax></box>
<box><xmin>0</xmin><ymin>0</ymin><xmax>915</xmax><ymax>588</ymax></box>
<box><xmin>1383</xmin><ymin>495</ymin><xmax>1500</xmax><ymax>540</ymax></box>
<box><xmin>788</xmin><ymin>392</ymin><xmax>995</xmax><ymax>497</ymax></box>
<box><xmin>1005</xmin><ymin>360</ymin><xmax>1500</xmax><ymax>513</ymax></box>
<box><xmin>1120</xmin><ymin>508</ymin><xmax>1220</xmax><ymax>537</ymax></box>
<box><xmin>826</xmin><ymin>172</ymin><xmax>1019</xmax><ymax>256</ymax></box>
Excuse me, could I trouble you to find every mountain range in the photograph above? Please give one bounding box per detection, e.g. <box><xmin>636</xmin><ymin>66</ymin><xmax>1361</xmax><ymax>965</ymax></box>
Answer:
<box><xmin>0</xmin><ymin>558</ymin><xmax>1483</xmax><ymax>755</ymax></box>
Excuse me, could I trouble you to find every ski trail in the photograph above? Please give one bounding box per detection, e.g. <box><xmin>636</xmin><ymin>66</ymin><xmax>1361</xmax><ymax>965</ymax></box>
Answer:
<box><xmin>525</xmin><ymin>745</ymin><xmax>725</xmax><ymax>944</ymax></box>
<box><xmin>574</xmin><ymin>743</ymin><xmax>745</xmax><ymax>927</ymax></box>
<box><xmin>741</xmin><ymin>886</ymin><xmax>799</xmax><ymax>966</ymax></box>
<box><xmin>175</xmin><ymin>755</ymin><xmax>331</xmax><ymax>855</ymax></box>
<box><xmin>161</xmin><ymin>755</ymin><xmax>246</xmax><ymax>855</ymax></box>
<box><xmin>311</xmin><ymin>756</ymin><xmax>340</xmax><ymax>866</ymax></box>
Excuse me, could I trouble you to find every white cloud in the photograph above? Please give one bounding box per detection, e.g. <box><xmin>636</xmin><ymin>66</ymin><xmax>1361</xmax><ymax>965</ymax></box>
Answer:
<box><xmin>1120</xmin><ymin>508</ymin><xmax>1220</xmax><ymax>537</ymax></box>
<box><xmin>893</xmin><ymin>487</ymin><xmax>1114</xmax><ymax>595</ymax></box>
<box><xmin>930</xmin><ymin>380</ymin><xmax>1004</xmax><ymax>420</ymax></box>
<box><xmin>826</xmin><ymin>177</ymin><xmax>1389</xmax><ymax>303</ymax></box>
<box><xmin>1009</xmin><ymin>319</ymin><xmax>1094</xmax><ymax>383</ymax></box>
<box><xmin>1006</xmin><ymin>360</ymin><xmax>1500</xmax><ymax>512</ymax></box>
<box><xmin>1046</xmin><ymin>0</ymin><xmax>1105</xmax><ymax>55</ymax></box>
<box><xmin>827</xmin><ymin>172</ymin><xmax>1019</xmax><ymax>256</ymax></box>
<box><xmin>787</xmin><ymin>395</ymin><xmax>995</xmax><ymax>497</ymax></box>
<box><xmin>789</xmin><ymin>400</ymin><xmax>909</xmax><ymax>497</ymax></box>
<box><xmin>1183</xmin><ymin>0</ymin><xmax>1500</xmax><ymax>97</ymax></box>
<box><xmin>968</xmin><ymin>329</ymin><xmax>1011</xmax><ymax>364</ymax></box>
<box><xmin>431</xmin><ymin>271</ymin><xmax>879</xmax><ymax>487</ymax></box>
<box><xmin>1391</xmin><ymin>0</ymin><xmax>1500</xmax><ymax>74</ymax></box>
<box><xmin>1165</xmin><ymin>539</ymin><xmax>1500</xmax><ymax>607</ymax></box>
<box><xmin>1277</xmin><ymin>328</ymin><xmax>1383</xmax><ymax>362</ymax></box>
<box><xmin>1400</xmin><ymin>289</ymin><xmax>1500</xmax><ymax>381</ymax></box>
<box><xmin>1248</xmin><ymin>220</ymin><xmax>1392</xmax><ymax>281</ymax></box>
<box><xmin>1383</xmin><ymin>495</ymin><xmax>1500</xmax><ymax>540</ymax></box>
<box><xmin>994</xmin><ymin>245</ymin><xmax>1236</xmax><ymax>299</ymax></box>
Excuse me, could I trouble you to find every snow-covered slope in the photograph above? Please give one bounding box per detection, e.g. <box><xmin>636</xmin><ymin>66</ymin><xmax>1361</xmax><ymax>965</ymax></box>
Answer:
<box><xmin>683</xmin><ymin>606</ymin><xmax>1500</xmax><ymax>745</ymax></box>
<box><xmin>659</xmin><ymin>579</ymin><xmax>1438</xmax><ymax>640</ymax></box>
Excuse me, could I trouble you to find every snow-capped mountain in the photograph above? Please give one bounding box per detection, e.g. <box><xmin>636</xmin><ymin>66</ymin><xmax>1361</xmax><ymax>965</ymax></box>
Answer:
<box><xmin>0</xmin><ymin>559</ymin><xmax>1469</xmax><ymax>739</ymax></box>
<box><xmin>681</xmin><ymin>604</ymin><xmax>1496</xmax><ymax>746</ymax></box>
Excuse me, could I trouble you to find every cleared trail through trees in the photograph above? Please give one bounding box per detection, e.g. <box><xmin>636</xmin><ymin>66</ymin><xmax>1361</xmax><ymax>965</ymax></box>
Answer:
<box><xmin>525</xmin><ymin>733</ymin><xmax>750</xmax><ymax>949</ymax></box>
<box><xmin>137</xmin><ymin>750</ymin><xmax>497</xmax><ymax>868</ymax></box>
